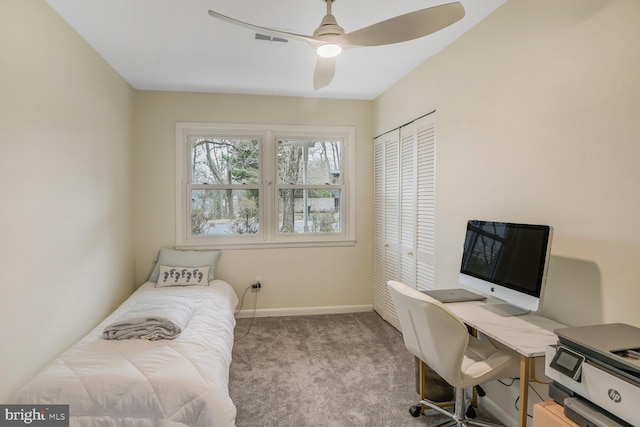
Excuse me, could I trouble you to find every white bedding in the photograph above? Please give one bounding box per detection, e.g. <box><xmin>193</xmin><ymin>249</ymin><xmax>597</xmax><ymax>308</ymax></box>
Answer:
<box><xmin>13</xmin><ymin>280</ymin><xmax>239</xmax><ymax>427</ymax></box>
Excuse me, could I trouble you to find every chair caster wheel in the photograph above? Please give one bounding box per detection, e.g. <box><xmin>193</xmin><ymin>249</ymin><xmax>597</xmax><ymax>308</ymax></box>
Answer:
<box><xmin>409</xmin><ymin>404</ymin><xmax>422</xmax><ymax>417</ymax></box>
<box><xmin>466</xmin><ymin>406</ymin><xmax>476</xmax><ymax>418</ymax></box>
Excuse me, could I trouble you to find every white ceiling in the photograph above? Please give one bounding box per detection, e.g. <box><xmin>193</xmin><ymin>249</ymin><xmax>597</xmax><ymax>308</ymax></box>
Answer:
<box><xmin>45</xmin><ymin>0</ymin><xmax>506</xmax><ymax>100</ymax></box>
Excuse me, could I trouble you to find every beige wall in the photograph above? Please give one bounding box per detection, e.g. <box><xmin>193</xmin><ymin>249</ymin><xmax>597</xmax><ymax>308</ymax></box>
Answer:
<box><xmin>0</xmin><ymin>0</ymin><xmax>135</xmax><ymax>402</ymax></box>
<box><xmin>374</xmin><ymin>0</ymin><xmax>640</xmax><ymax>424</ymax></box>
<box><xmin>133</xmin><ymin>92</ymin><xmax>374</xmax><ymax>312</ymax></box>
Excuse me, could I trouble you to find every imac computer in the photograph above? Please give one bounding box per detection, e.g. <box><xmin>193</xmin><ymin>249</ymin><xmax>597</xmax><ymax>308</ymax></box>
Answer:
<box><xmin>458</xmin><ymin>220</ymin><xmax>553</xmax><ymax>316</ymax></box>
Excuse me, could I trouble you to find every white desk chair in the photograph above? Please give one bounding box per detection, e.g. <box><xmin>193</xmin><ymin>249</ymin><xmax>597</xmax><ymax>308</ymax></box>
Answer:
<box><xmin>387</xmin><ymin>280</ymin><xmax>520</xmax><ymax>427</ymax></box>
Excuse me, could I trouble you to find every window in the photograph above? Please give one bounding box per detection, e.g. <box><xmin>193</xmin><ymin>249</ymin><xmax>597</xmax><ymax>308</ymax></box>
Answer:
<box><xmin>175</xmin><ymin>123</ymin><xmax>355</xmax><ymax>248</ymax></box>
<box><xmin>190</xmin><ymin>136</ymin><xmax>260</xmax><ymax>237</ymax></box>
<box><xmin>277</xmin><ymin>138</ymin><xmax>342</xmax><ymax>234</ymax></box>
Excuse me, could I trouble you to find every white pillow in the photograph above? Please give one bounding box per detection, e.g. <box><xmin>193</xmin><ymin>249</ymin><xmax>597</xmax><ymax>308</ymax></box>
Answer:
<box><xmin>149</xmin><ymin>249</ymin><xmax>221</xmax><ymax>282</ymax></box>
<box><xmin>156</xmin><ymin>265</ymin><xmax>211</xmax><ymax>287</ymax></box>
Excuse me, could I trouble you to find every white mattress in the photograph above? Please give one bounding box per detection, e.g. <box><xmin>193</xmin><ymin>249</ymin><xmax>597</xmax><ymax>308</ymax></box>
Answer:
<box><xmin>13</xmin><ymin>280</ymin><xmax>239</xmax><ymax>427</ymax></box>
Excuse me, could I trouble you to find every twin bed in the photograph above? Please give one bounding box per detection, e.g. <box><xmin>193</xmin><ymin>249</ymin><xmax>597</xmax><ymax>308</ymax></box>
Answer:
<box><xmin>12</xmin><ymin>250</ymin><xmax>239</xmax><ymax>427</ymax></box>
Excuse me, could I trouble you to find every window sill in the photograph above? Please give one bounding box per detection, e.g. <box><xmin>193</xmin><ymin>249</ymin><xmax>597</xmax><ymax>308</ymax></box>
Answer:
<box><xmin>174</xmin><ymin>239</ymin><xmax>357</xmax><ymax>250</ymax></box>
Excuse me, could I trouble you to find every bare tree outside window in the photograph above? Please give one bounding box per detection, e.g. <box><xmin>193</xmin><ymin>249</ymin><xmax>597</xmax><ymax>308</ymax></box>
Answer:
<box><xmin>277</xmin><ymin>139</ymin><xmax>342</xmax><ymax>234</ymax></box>
<box><xmin>190</xmin><ymin>137</ymin><xmax>260</xmax><ymax>236</ymax></box>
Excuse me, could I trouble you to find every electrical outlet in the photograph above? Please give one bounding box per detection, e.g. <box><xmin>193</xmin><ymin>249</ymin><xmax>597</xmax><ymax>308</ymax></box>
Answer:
<box><xmin>251</xmin><ymin>280</ymin><xmax>261</xmax><ymax>292</ymax></box>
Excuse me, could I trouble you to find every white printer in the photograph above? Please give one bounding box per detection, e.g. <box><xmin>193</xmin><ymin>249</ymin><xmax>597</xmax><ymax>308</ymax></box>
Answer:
<box><xmin>545</xmin><ymin>323</ymin><xmax>640</xmax><ymax>427</ymax></box>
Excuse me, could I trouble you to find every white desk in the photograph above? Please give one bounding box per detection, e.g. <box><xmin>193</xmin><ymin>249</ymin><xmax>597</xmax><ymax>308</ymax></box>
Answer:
<box><xmin>444</xmin><ymin>299</ymin><xmax>566</xmax><ymax>427</ymax></box>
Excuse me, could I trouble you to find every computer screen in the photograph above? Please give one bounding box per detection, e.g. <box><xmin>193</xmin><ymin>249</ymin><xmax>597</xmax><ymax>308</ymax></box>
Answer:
<box><xmin>459</xmin><ymin>220</ymin><xmax>553</xmax><ymax>314</ymax></box>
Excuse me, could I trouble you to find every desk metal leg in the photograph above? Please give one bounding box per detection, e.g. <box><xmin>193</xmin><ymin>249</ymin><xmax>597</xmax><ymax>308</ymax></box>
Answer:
<box><xmin>418</xmin><ymin>359</ymin><xmax>456</xmax><ymax>411</ymax></box>
<box><xmin>518</xmin><ymin>356</ymin><xmax>530</xmax><ymax>427</ymax></box>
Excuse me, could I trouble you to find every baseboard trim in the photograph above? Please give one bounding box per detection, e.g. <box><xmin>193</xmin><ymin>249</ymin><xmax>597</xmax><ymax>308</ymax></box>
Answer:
<box><xmin>235</xmin><ymin>304</ymin><xmax>373</xmax><ymax>319</ymax></box>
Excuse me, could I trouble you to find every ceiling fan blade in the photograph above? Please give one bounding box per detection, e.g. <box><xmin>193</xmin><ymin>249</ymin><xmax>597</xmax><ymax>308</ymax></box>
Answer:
<box><xmin>340</xmin><ymin>2</ymin><xmax>465</xmax><ymax>47</ymax></box>
<box><xmin>208</xmin><ymin>10</ymin><xmax>317</xmax><ymax>46</ymax></box>
<box><xmin>313</xmin><ymin>56</ymin><xmax>336</xmax><ymax>90</ymax></box>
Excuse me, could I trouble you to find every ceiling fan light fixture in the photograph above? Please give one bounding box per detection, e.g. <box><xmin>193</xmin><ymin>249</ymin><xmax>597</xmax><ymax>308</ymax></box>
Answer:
<box><xmin>208</xmin><ymin>1</ymin><xmax>466</xmax><ymax>90</ymax></box>
<box><xmin>316</xmin><ymin>43</ymin><xmax>342</xmax><ymax>58</ymax></box>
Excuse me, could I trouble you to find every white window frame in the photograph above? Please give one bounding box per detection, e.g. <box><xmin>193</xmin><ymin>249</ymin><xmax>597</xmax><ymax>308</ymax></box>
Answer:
<box><xmin>175</xmin><ymin>122</ymin><xmax>356</xmax><ymax>249</ymax></box>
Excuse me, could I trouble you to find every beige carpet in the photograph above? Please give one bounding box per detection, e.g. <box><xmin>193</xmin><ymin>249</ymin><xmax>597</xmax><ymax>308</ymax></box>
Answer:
<box><xmin>229</xmin><ymin>311</ymin><xmax>506</xmax><ymax>426</ymax></box>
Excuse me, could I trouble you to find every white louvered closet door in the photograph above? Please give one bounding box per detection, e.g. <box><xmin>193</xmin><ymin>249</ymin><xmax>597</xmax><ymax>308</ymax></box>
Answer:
<box><xmin>373</xmin><ymin>112</ymin><xmax>437</xmax><ymax>330</ymax></box>
<box><xmin>373</xmin><ymin>130</ymin><xmax>400</xmax><ymax>329</ymax></box>
<box><xmin>414</xmin><ymin>114</ymin><xmax>436</xmax><ymax>292</ymax></box>
<box><xmin>399</xmin><ymin>121</ymin><xmax>417</xmax><ymax>287</ymax></box>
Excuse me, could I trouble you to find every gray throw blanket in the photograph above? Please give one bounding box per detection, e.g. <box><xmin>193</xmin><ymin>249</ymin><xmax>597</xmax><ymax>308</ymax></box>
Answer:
<box><xmin>103</xmin><ymin>296</ymin><xmax>195</xmax><ymax>341</ymax></box>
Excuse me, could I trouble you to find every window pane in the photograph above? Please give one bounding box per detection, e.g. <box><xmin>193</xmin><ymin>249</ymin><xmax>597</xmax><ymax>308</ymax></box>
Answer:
<box><xmin>277</xmin><ymin>140</ymin><xmax>341</xmax><ymax>185</ymax></box>
<box><xmin>191</xmin><ymin>189</ymin><xmax>259</xmax><ymax>236</ymax></box>
<box><xmin>278</xmin><ymin>189</ymin><xmax>341</xmax><ymax>233</ymax></box>
<box><xmin>191</xmin><ymin>137</ymin><xmax>259</xmax><ymax>185</ymax></box>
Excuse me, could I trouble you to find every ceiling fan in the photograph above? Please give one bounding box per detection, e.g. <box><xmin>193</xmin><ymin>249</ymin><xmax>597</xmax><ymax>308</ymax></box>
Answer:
<box><xmin>208</xmin><ymin>1</ymin><xmax>465</xmax><ymax>90</ymax></box>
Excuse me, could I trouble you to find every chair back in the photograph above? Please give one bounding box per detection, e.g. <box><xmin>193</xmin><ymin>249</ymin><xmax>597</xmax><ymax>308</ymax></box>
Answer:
<box><xmin>387</xmin><ymin>280</ymin><xmax>470</xmax><ymax>386</ymax></box>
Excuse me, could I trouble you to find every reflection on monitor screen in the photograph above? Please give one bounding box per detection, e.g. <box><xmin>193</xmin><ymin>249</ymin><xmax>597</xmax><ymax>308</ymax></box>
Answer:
<box><xmin>459</xmin><ymin>220</ymin><xmax>553</xmax><ymax>316</ymax></box>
